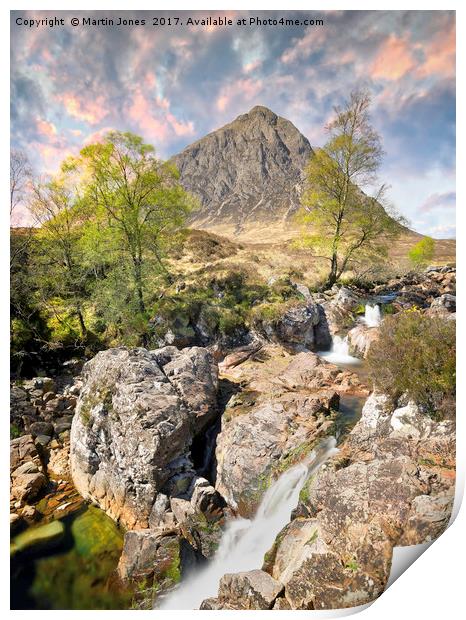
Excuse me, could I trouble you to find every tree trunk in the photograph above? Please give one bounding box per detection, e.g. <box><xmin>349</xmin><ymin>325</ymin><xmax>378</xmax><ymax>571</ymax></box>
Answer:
<box><xmin>132</xmin><ymin>257</ymin><xmax>146</xmax><ymax>315</ymax></box>
<box><xmin>76</xmin><ymin>305</ymin><xmax>87</xmax><ymax>340</ymax></box>
<box><xmin>324</xmin><ymin>252</ymin><xmax>339</xmax><ymax>289</ymax></box>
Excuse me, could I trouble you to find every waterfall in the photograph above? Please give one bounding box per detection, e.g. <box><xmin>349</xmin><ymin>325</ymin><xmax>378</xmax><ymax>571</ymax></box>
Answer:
<box><xmin>158</xmin><ymin>437</ymin><xmax>339</xmax><ymax>610</ymax></box>
<box><xmin>319</xmin><ymin>335</ymin><xmax>360</xmax><ymax>365</ymax></box>
<box><xmin>363</xmin><ymin>304</ymin><xmax>381</xmax><ymax>328</ymax></box>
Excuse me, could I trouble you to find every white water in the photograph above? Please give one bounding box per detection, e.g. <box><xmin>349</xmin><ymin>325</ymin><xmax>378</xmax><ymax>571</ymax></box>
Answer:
<box><xmin>158</xmin><ymin>437</ymin><xmax>339</xmax><ymax>610</ymax></box>
<box><xmin>319</xmin><ymin>335</ymin><xmax>360</xmax><ymax>365</ymax></box>
<box><xmin>362</xmin><ymin>304</ymin><xmax>381</xmax><ymax>328</ymax></box>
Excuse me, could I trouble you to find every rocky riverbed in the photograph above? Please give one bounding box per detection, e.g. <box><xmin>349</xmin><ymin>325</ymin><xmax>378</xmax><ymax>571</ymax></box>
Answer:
<box><xmin>10</xmin><ymin>265</ymin><xmax>456</xmax><ymax>610</ymax></box>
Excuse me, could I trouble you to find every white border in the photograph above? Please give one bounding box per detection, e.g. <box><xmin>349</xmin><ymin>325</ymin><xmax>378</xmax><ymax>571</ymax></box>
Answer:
<box><xmin>3</xmin><ymin>2</ymin><xmax>464</xmax><ymax>618</ymax></box>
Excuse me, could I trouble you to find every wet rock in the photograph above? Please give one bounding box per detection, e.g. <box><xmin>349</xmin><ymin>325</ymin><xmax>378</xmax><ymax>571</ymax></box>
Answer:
<box><xmin>347</xmin><ymin>324</ymin><xmax>379</xmax><ymax>358</ymax></box>
<box><xmin>200</xmin><ymin>597</ymin><xmax>224</xmax><ymax>610</ymax></box>
<box><xmin>10</xmin><ymin>519</ymin><xmax>65</xmax><ymax>556</ymax></box>
<box><xmin>117</xmin><ymin>530</ymin><xmax>181</xmax><ymax>586</ymax></box>
<box><xmin>215</xmin><ymin>349</ymin><xmax>341</xmax><ymax>516</ymax></box>
<box><xmin>261</xmin><ymin>389</ymin><xmax>456</xmax><ymax>609</ymax></box>
<box><xmin>215</xmin><ymin>570</ymin><xmax>284</xmax><ymax>610</ymax></box>
<box><xmin>70</xmin><ymin>346</ymin><xmax>218</xmax><ymax>529</ymax></box>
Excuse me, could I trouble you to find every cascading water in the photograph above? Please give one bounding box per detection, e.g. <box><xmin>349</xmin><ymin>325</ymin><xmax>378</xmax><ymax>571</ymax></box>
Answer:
<box><xmin>318</xmin><ymin>335</ymin><xmax>360</xmax><ymax>365</ymax></box>
<box><xmin>362</xmin><ymin>304</ymin><xmax>381</xmax><ymax>328</ymax></box>
<box><xmin>158</xmin><ymin>437</ymin><xmax>339</xmax><ymax>610</ymax></box>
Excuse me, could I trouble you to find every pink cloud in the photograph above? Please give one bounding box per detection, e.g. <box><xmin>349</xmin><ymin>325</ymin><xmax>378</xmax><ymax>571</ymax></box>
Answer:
<box><xmin>243</xmin><ymin>59</ymin><xmax>262</xmax><ymax>73</ymax></box>
<box><xmin>36</xmin><ymin>117</ymin><xmax>57</xmax><ymax>139</ymax></box>
<box><xmin>281</xmin><ymin>29</ymin><xmax>327</xmax><ymax>64</ymax></box>
<box><xmin>127</xmin><ymin>89</ymin><xmax>194</xmax><ymax>143</ymax></box>
<box><xmin>216</xmin><ymin>78</ymin><xmax>263</xmax><ymax>112</ymax></box>
<box><xmin>59</xmin><ymin>93</ymin><xmax>108</xmax><ymax>125</ymax></box>
<box><xmin>417</xmin><ymin>24</ymin><xmax>455</xmax><ymax>79</ymax></box>
<box><xmin>370</xmin><ymin>35</ymin><xmax>417</xmax><ymax>81</ymax></box>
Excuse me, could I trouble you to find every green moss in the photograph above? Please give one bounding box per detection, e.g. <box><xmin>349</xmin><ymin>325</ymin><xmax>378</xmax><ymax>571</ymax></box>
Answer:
<box><xmin>344</xmin><ymin>557</ymin><xmax>359</xmax><ymax>572</ymax></box>
<box><xmin>306</xmin><ymin>529</ymin><xmax>319</xmax><ymax>547</ymax></box>
<box><xmin>10</xmin><ymin>423</ymin><xmax>22</xmax><ymax>439</ymax></box>
<box><xmin>79</xmin><ymin>385</ymin><xmax>113</xmax><ymax>426</ymax></box>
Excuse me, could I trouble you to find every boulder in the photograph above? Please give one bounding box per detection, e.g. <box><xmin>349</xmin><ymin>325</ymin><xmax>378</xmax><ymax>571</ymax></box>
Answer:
<box><xmin>117</xmin><ymin>530</ymin><xmax>181</xmax><ymax>585</ymax></box>
<box><xmin>10</xmin><ymin>471</ymin><xmax>47</xmax><ymax>505</ymax></box>
<box><xmin>70</xmin><ymin>346</ymin><xmax>218</xmax><ymax>529</ymax></box>
<box><xmin>29</xmin><ymin>421</ymin><xmax>54</xmax><ymax>438</ymax></box>
<box><xmin>215</xmin><ymin>348</ymin><xmax>348</xmax><ymax>516</ymax></box>
<box><xmin>347</xmin><ymin>324</ymin><xmax>379</xmax><ymax>358</ymax></box>
<box><xmin>214</xmin><ymin>570</ymin><xmax>284</xmax><ymax>610</ymax></box>
<box><xmin>273</xmin><ymin>301</ymin><xmax>320</xmax><ymax>350</ymax></box>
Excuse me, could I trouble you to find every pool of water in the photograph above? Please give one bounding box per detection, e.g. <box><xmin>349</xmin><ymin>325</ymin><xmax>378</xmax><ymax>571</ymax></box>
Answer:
<box><xmin>10</xmin><ymin>505</ymin><xmax>132</xmax><ymax>610</ymax></box>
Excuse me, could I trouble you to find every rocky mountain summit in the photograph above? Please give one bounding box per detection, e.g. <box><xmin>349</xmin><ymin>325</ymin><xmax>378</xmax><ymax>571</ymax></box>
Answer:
<box><xmin>172</xmin><ymin>106</ymin><xmax>313</xmax><ymax>232</ymax></box>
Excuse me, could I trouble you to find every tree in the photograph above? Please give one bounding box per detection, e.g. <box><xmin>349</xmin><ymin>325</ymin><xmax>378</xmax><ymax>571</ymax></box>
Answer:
<box><xmin>298</xmin><ymin>90</ymin><xmax>405</xmax><ymax>288</ymax></box>
<box><xmin>29</xmin><ymin>167</ymin><xmax>90</xmax><ymax>341</ymax></box>
<box><xmin>10</xmin><ymin>149</ymin><xmax>31</xmax><ymax>219</ymax></box>
<box><xmin>408</xmin><ymin>236</ymin><xmax>435</xmax><ymax>268</ymax></box>
<box><xmin>77</xmin><ymin>132</ymin><xmax>193</xmax><ymax>325</ymax></box>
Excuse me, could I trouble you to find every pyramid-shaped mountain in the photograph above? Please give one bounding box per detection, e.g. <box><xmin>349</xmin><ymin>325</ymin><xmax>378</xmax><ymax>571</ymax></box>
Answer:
<box><xmin>172</xmin><ymin>106</ymin><xmax>313</xmax><ymax>233</ymax></box>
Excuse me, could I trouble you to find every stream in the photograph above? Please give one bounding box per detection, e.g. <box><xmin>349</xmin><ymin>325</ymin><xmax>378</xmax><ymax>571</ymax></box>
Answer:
<box><xmin>159</xmin><ymin>437</ymin><xmax>339</xmax><ymax>610</ymax></box>
<box><xmin>11</xmin><ymin>301</ymin><xmax>387</xmax><ymax>610</ymax></box>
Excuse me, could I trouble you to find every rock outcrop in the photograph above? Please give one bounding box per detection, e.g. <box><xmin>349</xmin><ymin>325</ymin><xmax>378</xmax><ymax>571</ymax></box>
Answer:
<box><xmin>172</xmin><ymin>106</ymin><xmax>313</xmax><ymax>232</ymax></box>
<box><xmin>263</xmin><ymin>394</ymin><xmax>454</xmax><ymax>609</ymax></box>
<box><xmin>215</xmin><ymin>345</ymin><xmax>365</xmax><ymax>516</ymax></box>
<box><xmin>253</xmin><ymin>299</ymin><xmax>332</xmax><ymax>352</ymax></box>
<box><xmin>204</xmin><ymin>391</ymin><xmax>455</xmax><ymax>610</ymax></box>
<box><xmin>70</xmin><ymin>346</ymin><xmax>219</xmax><ymax>530</ymax></box>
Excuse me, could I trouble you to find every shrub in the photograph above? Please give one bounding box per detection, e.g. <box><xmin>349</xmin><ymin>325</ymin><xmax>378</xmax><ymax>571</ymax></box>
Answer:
<box><xmin>366</xmin><ymin>310</ymin><xmax>455</xmax><ymax>419</ymax></box>
<box><xmin>408</xmin><ymin>236</ymin><xmax>435</xmax><ymax>268</ymax></box>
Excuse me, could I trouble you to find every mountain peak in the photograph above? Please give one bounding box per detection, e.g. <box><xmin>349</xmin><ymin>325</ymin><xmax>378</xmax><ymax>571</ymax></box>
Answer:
<box><xmin>173</xmin><ymin>108</ymin><xmax>313</xmax><ymax>233</ymax></box>
<box><xmin>244</xmin><ymin>105</ymin><xmax>277</xmax><ymax>119</ymax></box>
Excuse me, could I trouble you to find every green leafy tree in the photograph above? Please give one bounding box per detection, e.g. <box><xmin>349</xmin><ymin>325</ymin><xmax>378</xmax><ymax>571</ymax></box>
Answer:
<box><xmin>408</xmin><ymin>236</ymin><xmax>435</xmax><ymax>268</ymax></box>
<box><xmin>298</xmin><ymin>90</ymin><xmax>405</xmax><ymax>288</ymax></box>
<box><xmin>76</xmin><ymin>131</ymin><xmax>194</xmax><ymax>343</ymax></box>
<box><xmin>29</xmin><ymin>167</ymin><xmax>90</xmax><ymax>342</ymax></box>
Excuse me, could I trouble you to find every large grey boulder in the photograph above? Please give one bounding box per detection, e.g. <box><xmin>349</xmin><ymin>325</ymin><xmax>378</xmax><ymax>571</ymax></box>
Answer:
<box><xmin>70</xmin><ymin>346</ymin><xmax>218</xmax><ymax>529</ymax></box>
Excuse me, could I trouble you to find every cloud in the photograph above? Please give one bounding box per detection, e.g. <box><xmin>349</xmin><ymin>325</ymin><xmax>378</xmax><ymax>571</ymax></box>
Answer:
<box><xmin>10</xmin><ymin>9</ymin><xmax>455</xmax><ymax>235</ymax></box>
<box><xmin>426</xmin><ymin>223</ymin><xmax>456</xmax><ymax>239</ymax></box>
<box><xmin>420</xmin><ymin>191</ymin><xmax>456</xmax><ymax>212</ymax></box>
<box><xmin>59</xmin><ymin>93</ymin><xmax>109</xmax><ymax>125</ymax></box>
<box><xmin>36</xmin><ymin>117</ymin><xmax>57</xmax><ymax>138</ymax></box>
<box><xmin>216</xmin><ymin>77</ymin><xmax>263</xmax><ymax>112</ymax></box>
<box><xmin>417</xmin><ymin>22</ymin><xmax>455</xmax><ymax>79</ymax></box>
<box><xmin>370</xmin><ymin>35</ymin><xmax>417</xmax><ymax>81</ymax></box>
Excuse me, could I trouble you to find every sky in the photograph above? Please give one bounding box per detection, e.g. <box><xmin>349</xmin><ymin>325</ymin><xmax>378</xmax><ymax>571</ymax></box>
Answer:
<box><xmin>11</xmin><ymin>10</ymin><xmax>456</xmax><ymax>238</ymax></box>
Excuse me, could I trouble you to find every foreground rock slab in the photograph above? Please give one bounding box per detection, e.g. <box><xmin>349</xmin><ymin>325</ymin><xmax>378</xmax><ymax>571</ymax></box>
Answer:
<box><xmin>70</xmin><ymin>346</ymin><xmax>218</xmax><ymax>529</ymax></box>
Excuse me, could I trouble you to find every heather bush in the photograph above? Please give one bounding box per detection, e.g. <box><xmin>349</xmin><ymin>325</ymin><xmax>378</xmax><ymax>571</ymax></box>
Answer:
<box><xmin>367</xmin><ymin>310</ymin><xmax>455</xmax><ymax>419</ymax></box>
